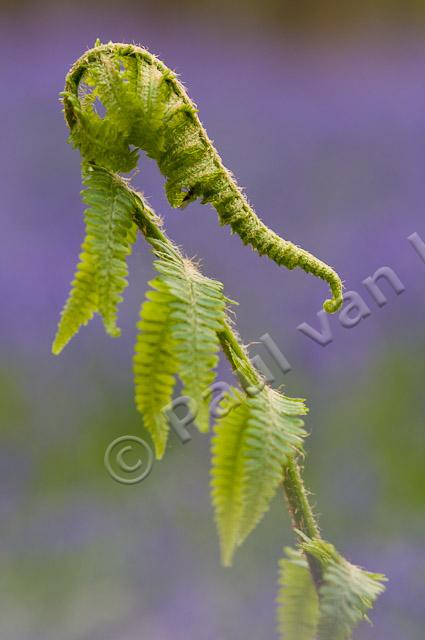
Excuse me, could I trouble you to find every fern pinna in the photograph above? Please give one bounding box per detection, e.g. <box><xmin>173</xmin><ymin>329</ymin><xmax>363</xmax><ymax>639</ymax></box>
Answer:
<box><xmin>53</xmin><ymin>40</ymin><xmax>386</xmax><ymax>639</ymax></box>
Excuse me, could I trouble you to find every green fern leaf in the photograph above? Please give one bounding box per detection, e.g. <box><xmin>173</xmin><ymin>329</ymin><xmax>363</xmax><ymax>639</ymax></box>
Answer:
<box><xmin>301</xmin><ymin>538</ymin><xmax>387</xmax><ymax>640</ymax></box>
<box><xmin>152</xmin><ymin>240</ymin><xmax>226</xmax><ymax>432</ymax></box>
<box><xmin>211</xmin><ymin>388</ymin><xmax>249</xmax><ymax>566</ymax></box>
<box><xmin>237</xmin><ymin>387</ymin><xmax>307</xmax><ymax>547</ymax></box>
<box><xmin>64</xmin><ymin>52</ymin><xmax>139</xmax><ymax>172</ymax></box>
<box><xmin>211</xmin><ymin>386</ymin><xmax>307</xmax><ymax>566</ymax></box>
<box><xmin>52</xmin><ymin>165</ymin><xmax>138</xmax><ymax>353</ymax></box>
<box><xmin>52</xmin><ymin>234</ymin><xmax>99</xmax><ymax>355</ymax></box>
<box><xmin>82</xmin><ymin>165</ymin><xmax>137</xmax><ymax>336</ymax></box>
<box><xmin>277</xmin><ymin>547</ymin><xmax>319</xmax><ymax>640</ymax></box>
<box><xmin>121</xmin><ymin>53</ymin><xmax>171</xmax><ymax>159</ymax></box>
<box><xmin>317</xmin><ymin>560</ymin><xmax>386</xmax><ymax>640</ymax></box>
<box><xmin>133</xmin><ymin>279</ymin><xmax>178</xmax><ymax>460</ymax></box>
<box><xmin>133</xmin><ymin>239</ymin><xmax>226</xmax><ymax>455</ymax></box>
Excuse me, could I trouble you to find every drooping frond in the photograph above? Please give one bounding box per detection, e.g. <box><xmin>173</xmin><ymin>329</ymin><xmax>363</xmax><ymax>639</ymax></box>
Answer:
<box><xmin>152</xmin><ymin>240</ymin><xmax>226</xmax><ymax>432</ymax></box>
<box><xmin>211</xmin><ymin>386</ymin><xmax>307</xmax><ymax>566</ymax></box>
<box><xmin>82</xmin><ymin>165</ymin><xmax>137</xmax><ymax>336</ymax></box>
<box><xmin>133</xmin><ymin>279</ymin><xmax>178</xmax><ymax>460</ymax></box>
<box><xmin>63</xmin><ymin>41</ymin><xmax>344</xmax><ymax>312</ymax></box>
<box><xmin>133</xmin><ymin>239</ymin><xmax>227</xmax><ymax>454</ymax></box>
<box><xmin>52</xmin><ymin>165</ymin><xmax>138</xmax><ymax>354</ymax></box>
<box><xmin>277</xmin><ymin>547</ymin><xmax>319</xmax><ymax>640</ymax></box>
<box><xmin>301</xmin><ymin>538</ymin><xmax>387</xmax><ymax>640</ymax></box>
<box><xmin>211</xmin><ymin>388</ymin><xmax>249</xmax><ymax>566</ymax></box>
<box><xmin>237</xmin><ymin>387</ymin><xmax>307</xmax><ymax>547</ymax></box>
<box><xmin>317</xmin><ymin>560</ymin><xmax>386</xmax><ymax>640</ymax></box>
<box><xmin>52</xmin><ymin>235</ymin><xmax>99</xmax><ymax>355</ymax></box>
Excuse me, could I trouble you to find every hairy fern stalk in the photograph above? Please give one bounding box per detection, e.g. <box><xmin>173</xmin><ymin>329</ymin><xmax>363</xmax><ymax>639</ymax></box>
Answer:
<box><xmin>53</xmin><ymin>40</ymin><xmax>386</xmax><ymax>639</ymax></box>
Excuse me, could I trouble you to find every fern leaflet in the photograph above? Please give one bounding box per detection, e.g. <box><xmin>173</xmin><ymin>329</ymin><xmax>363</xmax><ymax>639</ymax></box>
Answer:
<box><xmin>134</xmin><ymin>239</ymin><xmax>226</xmax><ymax>456</ymax></box>
<box><xmin>317</xmin><ymin>559</ymin><xmax>386</xmax><ymax>640</ymax></box>
<box><xmin>211</xmin><ymin>389</ymin><xmax>249</xmax><ymax>566</ymax></box>
<box><xmin>301</xmin><ymin>538</ymin><xmax>387</xmax><ymax>640</ymax></box>
<box><xmin>277</xmin><ymin>547</ymin><xmax>319</xmax><ymax>640</ymax></box>
<box><xmin>52</xmin><ymin>234</ymin><xmax>99</xmax><ymax>355</ymax></box>
<box><xmin>211</xmin><ymin>386</ymin><xmax>307</xmax><ymax>566</ymax></box>
<box><xmin>133</xmin><ymin>279</ymin><xmax>178</xmax><ymax>459</ymax></box>
<box><xmin>52</xmin><ymin>165</ymin><xmax>138</xmax><ymax>354</ymax></box>
<box><xmin>153</xmin><ymin>240</ymin><xmax>226</xmax><ymax>432</ymax></box>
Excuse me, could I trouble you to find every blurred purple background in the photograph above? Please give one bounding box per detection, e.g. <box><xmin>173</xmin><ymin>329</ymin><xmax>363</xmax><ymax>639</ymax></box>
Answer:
<box><xmin>1</xmin><ymin>2</ymin><xmax>425</xmax><ymax>638</ymax></box>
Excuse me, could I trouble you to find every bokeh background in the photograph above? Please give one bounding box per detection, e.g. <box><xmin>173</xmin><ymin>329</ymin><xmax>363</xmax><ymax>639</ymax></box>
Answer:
<box><xmin>1</xmin><ymin>1</ymin><xmax>425</xmax><ymax>638</ymax></box>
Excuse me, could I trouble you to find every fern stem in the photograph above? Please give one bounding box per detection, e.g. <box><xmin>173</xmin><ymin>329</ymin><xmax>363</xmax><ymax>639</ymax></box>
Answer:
<box><xmin>282</xmin><ymin>459</ymin><xmax>323</xmax><ymax>589</ymax></box>
<box><xmin>283</xmin><ymin>460</ymin><xmax>319</xmax><ymax>540</ymax></box>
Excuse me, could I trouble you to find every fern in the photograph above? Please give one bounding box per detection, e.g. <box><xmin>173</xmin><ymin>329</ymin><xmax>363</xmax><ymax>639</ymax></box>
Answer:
<box><xmin>153</xmin><ymin>241</ymin><xmax>226</xmax><ymax>432</ymax></box>
<box><xmin>133</xmin><ymin>278</ymin><xmax>177</xmax><ymax>459</ymax></box>
<box><xmin>134</xmin><ymin>240</ymin><xmax>226</xmax><ymax>457</ymax></box>
<box><xmin>211</xmin><ymin>389</ymin><xmax>249</xmax><ymax>565</ymax></box>
<box><xmin>64</xmin><ymin>41</ymin><xmax>343</xmax><ymax>313</ymax></box>
<box><xmin>52</xmin><ymin>40</ymin><xmax>388</xmax><ymax>640</ymax></box>
<box><xmin>317</xmin><ymin>559</ymin><xmax>386</xmax><ymax>640</ymax></box>
<box><xmin>277</xmin><ymin>547</ymin><xmax>319</xmax><ymax>640</ymax></box>
<box><xmin>52</xmin><ymin>164</ymin><xmax>137</xmax><ymax>353</ymax></box>
<box><xmin>52</xmin><ymin>233</ymin><xmax>99</xmax><ymax>355</ymax></box>
<box><xmin>276</xmin><ymin>538</ymin><xmax>386</xmax><ymax>640</ymax></box>
<box><xmin>212</xmin><ymin>386</ymin><xmax>307</xmax><ymax>565</ymax></box>
<box><xmin>277</xmin><ymin>541</ymin><xmax>386</xmax><ymax>640</ymax></box>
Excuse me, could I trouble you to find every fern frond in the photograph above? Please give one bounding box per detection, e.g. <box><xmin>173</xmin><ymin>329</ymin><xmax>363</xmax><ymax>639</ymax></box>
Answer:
<box><xmin>121</xmin><ymin>53</ymin><xmax>171</xmax><ymax>158</ymax></box>
<box><xmin>133</xmin><ymin>239</ymin><xmax>226</xmax><ymax>452</ymax></box>
<box><xmin>64</xmin><ymin>42</ymin><xmax>344</xmax><ymax>312</ymax></box>
<box><xmin>52</xmin><ymin>165</ymin><xmax>138</xmax><ymax>353</ymax></box>
<box><xmin>317</xmin><ymin>560</ymin><xmax>386</xmax><ymax>640</ymax></box>
<box><xmin>301</xmin><ymin>538</ymin><xmax>387</xmax><ymax>640</ymax></box>
<box><xmin>52</xmin><ymin>234</ymin><xmax>99</xmax><ymax>355</ymax></box>
<box><xmin>237</xmin><ymin>387</ymin><xmax>307</xmax><ymax>548</ymax></box>
<box><xmin>82</xmin><ymin>165</ymin><xmax>137</xmax><ymax>336</ymax></box>
<box><xmin>152</xmin><ymin>240</ymin><xmax>226</xmax><ymax>432</ymax></box>
<box><xmin>211</xmin><ymin>386</ymin><xmax>307</xmax><ymax>566</ymax></box>
<box><xmin>277</xmin><ymin>547</ymin><xmax>319</xmax><ymax>640</ymax></box>
<box><xmin>211</xmin><ymin>388</ymin><xmax>249</xmax><ymax>566</ymax></box>
<box><xmin>133</xmin><ymin>278</ymin><xmax>178</xmax><ymax>459</ymax></box>
<box><xmin>54</xmin><ymin>43</ymin><xmax>387</xmax><ymax>639</ymax></box>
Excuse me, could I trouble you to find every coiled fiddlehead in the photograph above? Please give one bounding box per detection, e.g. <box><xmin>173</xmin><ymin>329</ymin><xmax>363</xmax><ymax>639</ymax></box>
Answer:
<box><xmin>63</xmin><ymin>40</ymin><xmax>343</xmax><ymax>313</ymax></box>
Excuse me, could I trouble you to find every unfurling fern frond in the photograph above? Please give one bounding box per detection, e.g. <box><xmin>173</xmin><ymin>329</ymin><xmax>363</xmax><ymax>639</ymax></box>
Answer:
<box><xmin>52</xmin><ymin>165</ymin><xmax>138</xmax><ymax>354</ymax></box>
<box><xmin>54</xmin><ymin>42</ymin><xmax>388</xmax><ymax>640</ymax></box>
<box><xmin>277</xmin><ymin>547</ymin><xmax>319</xmax><ymax>640</ymax></box>
<box><xmin>64</xmin><ymin>41</ymin><xmax>344</xmax><ymax>313</ymax></box>
<box><xmin>280</xmin><ymin>537</ymin><xmax>387</xmax><ymax>640</ymax></box>
<box><xmin>211</xmin><ymin>386</ymin><xmax>307</xmax><ymax>566</ymax></box>
<box><xmin>134</xmin><ymin>240</ymin><xmax>226</xmax><ymax>456</ymax></box>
